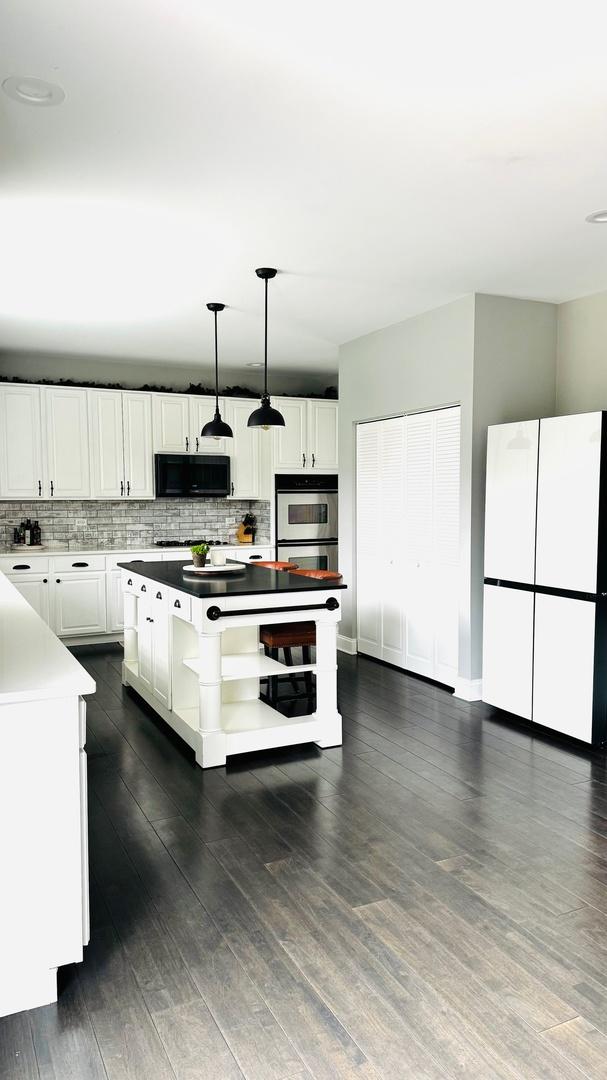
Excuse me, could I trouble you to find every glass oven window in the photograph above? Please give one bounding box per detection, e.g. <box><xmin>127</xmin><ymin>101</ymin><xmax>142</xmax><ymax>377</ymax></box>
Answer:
<box><xmin>288</xmin><ymin>503</ymin><xmax>329</xmax><ymax>525</ymax></box>
<box><xmin>290</xmin><ymin>554</ymin><xmax>328</xmax><ymax>570</ymax></box>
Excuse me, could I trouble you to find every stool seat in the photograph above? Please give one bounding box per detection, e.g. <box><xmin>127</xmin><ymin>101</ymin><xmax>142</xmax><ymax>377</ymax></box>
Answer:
<box><xmin>288</xmin><ymin>568</ymin><xmax>342</xmax><ymax>581</ymax></box>
<box><xmin>252</xmin><ymin>561</ymin><xmax>299</xmax><ymax>570</ymax></box>
<box><xmin>260</xmin><ymin>621</ymin><xmax>316</xmax><ymax>649</ymax></box>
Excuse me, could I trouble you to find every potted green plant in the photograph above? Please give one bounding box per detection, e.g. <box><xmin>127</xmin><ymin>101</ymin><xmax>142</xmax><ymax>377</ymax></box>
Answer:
<box><xmin>191</xmin><ymin>542</ymin><xmax>210</xmax><ymax>568</ymax></box>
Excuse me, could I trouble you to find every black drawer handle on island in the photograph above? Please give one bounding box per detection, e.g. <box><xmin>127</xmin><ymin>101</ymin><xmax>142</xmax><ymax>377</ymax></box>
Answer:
<box><xmin>206</xmin><ymin>597</ymin><xmax>340</xmax><ymax>622</ymax></box>
<box><xmin>127</xmin><ymin>578</ymin><xmax>133</xmax><ymax>585</ymax></box>
<box><xmin>174</xmin><ymin>599</ymin><xmax>181</xmax><ymax>608</ymax></box>
<box><xmin>155</xmin><ymin>591</ymin><xmax>162</xmax><ymax>599</ymax></box>
<box><xmin>72</xmin><ymin>561</ymin><xmax>88</xmax><ymax>568</ymax></box>
<box><xmin>141</xmin><ymin>584</ymin><xmax>146</xmax><ymax>592</ymax></box>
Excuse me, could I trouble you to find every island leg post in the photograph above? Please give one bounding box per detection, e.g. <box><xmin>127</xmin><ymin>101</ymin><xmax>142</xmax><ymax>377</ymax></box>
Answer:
<box><xmin>196</xmin><ymin>631</ymin><xmax>227</xmax><ymax>768</ymax></box>
<box><xmin>314</xmin><ymin>617</ymin><xmax>342</xmax><ymax>749</ymax></box>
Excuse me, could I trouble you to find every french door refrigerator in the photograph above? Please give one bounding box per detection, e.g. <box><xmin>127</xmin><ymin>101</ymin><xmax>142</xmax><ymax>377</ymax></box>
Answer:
<box><xmin>482</xmin><ymin>411</ymin><xmax>607</xmax><ymax>745</ymax></box>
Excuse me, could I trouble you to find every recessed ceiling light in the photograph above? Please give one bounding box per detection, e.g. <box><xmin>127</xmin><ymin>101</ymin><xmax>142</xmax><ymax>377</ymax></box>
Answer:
<box><xmin>586</xmin><ymin>210</ymin><xmax>607</xmax><ymax>224</ymax></box>
<box><xmin>2</xmin><ymin>75</ymin><xmax>65</xmax><ymax>107</ymax></box>
<box><xmin>246</xmin><ymin>362</ymin><xmax>263</xmax><ymax>368</ymax></box>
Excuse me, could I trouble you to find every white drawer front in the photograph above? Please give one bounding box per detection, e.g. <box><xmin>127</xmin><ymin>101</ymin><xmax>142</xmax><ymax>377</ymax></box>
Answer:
<box><xmin>52</xmin><ymin>554</ymin><xmax>106</xmax><ymax>573</ymax></box>
<box><xmin>106</xmin><ymin>551</ymin><xmax>160</xmax><ymax>571</ymax></box>
<box><xmin>0</xmin><ymin>554</ymin><xmax>49</xmax><ymax>573</ymax></box>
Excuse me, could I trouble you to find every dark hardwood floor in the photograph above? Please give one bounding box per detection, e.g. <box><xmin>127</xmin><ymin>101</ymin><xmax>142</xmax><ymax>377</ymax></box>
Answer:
<box><xmin>5</xmin><ymin>648</ymin><xmax>607</xmax><ymax>1078</ymax></box>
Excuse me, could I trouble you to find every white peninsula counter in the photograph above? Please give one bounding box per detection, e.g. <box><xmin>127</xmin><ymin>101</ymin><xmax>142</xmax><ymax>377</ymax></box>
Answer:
<box><xmin>0</xmin><ymin>571</ymin><xmax>95</xmax><ymax>1018</ymax></box>
<box><xmin>119</xmin><ymin>558</ymin><xmax>345</xmax><ymax>767</ymax></box>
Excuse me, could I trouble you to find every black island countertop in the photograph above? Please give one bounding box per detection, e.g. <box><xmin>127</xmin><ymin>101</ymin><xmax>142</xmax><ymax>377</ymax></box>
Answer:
<box><xmin>117</xmin><ymin>558</ymin><xmax>347</xmax><ymax>599</ymax></box>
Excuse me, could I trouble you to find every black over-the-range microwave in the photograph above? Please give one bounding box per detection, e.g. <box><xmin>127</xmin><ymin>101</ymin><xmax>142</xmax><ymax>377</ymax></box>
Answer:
<box><xmin>154</xmin><ymin>454</ymin><xmax>231</xmax><ymax>497</ymax></box>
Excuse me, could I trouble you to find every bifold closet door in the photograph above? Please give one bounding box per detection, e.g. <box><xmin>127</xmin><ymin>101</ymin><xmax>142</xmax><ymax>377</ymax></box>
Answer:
<box><xmin>356</xmin><ymin>416</ymin><xmax>405</xmax><ymax>665</ymax></box>
<box><xmin>536</xmin><ymin>412</ymin><xmax>602</xmax><ymax>593</ymax></box>
<box><xmin>484</xmin><ymin>420</ymin><xmax>539</xmax><ymax>584</ymax></box>
<box><xmin>403</xmin><ymin>406</ymin><xmax>460</xmax><ymax>685</ymax></box>
<box><xmin>533</xmin><ymin>592</ymin><xmax>595</xmax><ymax>743</ymax></box>
<box><xmin>482</xmin><ymin>585</ymin><xmax>534</xmax><ymax>719</ymax></box>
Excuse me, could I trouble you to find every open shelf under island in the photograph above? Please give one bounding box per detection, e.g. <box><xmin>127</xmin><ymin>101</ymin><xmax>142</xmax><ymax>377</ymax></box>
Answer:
<box><xmin>118</xmin><ymin>558</ymin><xmax>346</xmax><ymax>767</ymax></box>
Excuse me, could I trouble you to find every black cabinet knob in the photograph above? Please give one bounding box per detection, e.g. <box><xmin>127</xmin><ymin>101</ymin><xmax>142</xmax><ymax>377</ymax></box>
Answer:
<box><xmin>56</xmin><ymin>578</ymin><xmax>61</xmax><ymax>584</ymax></box>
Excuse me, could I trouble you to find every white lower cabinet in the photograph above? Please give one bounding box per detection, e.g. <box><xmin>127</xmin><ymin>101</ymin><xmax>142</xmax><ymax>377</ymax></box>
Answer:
<box><xmin>482</xmin><ymin>585</ymin><xmax>534</xmax><ymax>720</ymax></box>
<box><xmin>7</xmin><ymin>573</ymin><xmax>51</xmax><ymax>625</ymax></box>
<box><xmin>53</xmin><ymin>572</ymin><xmax>107</xmax><ymax>636</ymax></box>
<box><xmin>533</xmin><ymin>593</ymin><xmax>596</xmax><ymax>742</ymax></box>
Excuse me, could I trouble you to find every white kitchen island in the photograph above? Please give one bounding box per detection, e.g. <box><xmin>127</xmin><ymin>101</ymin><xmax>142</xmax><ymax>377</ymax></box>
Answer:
<box><xmin>119</xmin><ymin>558</ymin><xmax>345</xmax><ymax>767</ymax></box>
<box><xmin>0</xmin><ymin>571</ymin><xmax>95</xmax><ymax>1018</ymax></box>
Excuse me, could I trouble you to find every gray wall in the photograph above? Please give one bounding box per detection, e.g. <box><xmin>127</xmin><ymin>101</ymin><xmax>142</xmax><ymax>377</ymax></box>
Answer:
<box><xmin>556</xmin><ymin>289</ymin><xmax>607</xmax><ymax>414</ymax></box>
<box><xmin>470</xmin><ymin>294</ymin><xmax>557</xmax><ymax>677</ymax></box>
<box><xmin>339</xmin><ymin>292</ymin><xmax>558</xmax><ymax>688</ymax></box>
<box><xmin>338</xmin><ymin>295</ymin><xmax>476</xmax><ymax>679</ymax></box>
<box><xmin>0</xmin><ymin>350</ymin><xmax>336</xmax><ymax>398</ymax></box>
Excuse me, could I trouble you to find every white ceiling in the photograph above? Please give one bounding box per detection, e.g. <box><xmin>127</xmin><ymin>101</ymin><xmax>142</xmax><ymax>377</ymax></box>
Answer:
<box><xmin>1</xmin><ymin>0</ymin><xmax>607</xmax><ymax>375</ymax></box>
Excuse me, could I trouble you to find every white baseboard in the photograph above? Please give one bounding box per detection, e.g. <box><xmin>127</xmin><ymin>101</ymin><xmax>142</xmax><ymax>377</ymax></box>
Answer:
<box><xmin>337</xmin><ymin>635</ymin><xmax>357</xmax><ymax>655</ymax></box>
<box><xmin>453</xmin><ymin>677</ymin><xmax>483</xmax><ymax>702</ymax></box>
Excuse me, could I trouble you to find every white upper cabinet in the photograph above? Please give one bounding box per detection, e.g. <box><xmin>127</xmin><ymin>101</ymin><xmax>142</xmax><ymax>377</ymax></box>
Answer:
<box><xmin>272</xmin><ymin>398</ymin><xmax>338</xmax><ymax>471</ymax></box>
<box><xmin>484</xmin><ymin>420</ymin><xmax>539</xmax><ymax>584</ymax></box>
<box><xmin>536</xmin><ymin>412</ymin><xmax>602</xmax><ymax>593</ymax></box>
<box><xmin>189</xmin><ymin>396</ymin><xmax>228</xmax><ymax>454</ymax></box>
<box><xmin>152</xmin><ymin>394</ymin><xmax>190</xmax><ymax>453</ymax></box>
<box><xmin>88</xmin><ymin>391</ymin><xmax>125</xmax><ymax>499</ymax></box>
<box><xmin>0</xmin><ymin>385</ymin><xmax>45</xmax><ymax>499</ymax></box>
<box><xmin>224</xmin><ymin>399</ymin><xmax>260</xmax><ymax>499</ymax></box>
<box><xmin>123</xmin><ymin>393</ymin><xmax>154</xmax><ymax>498</ymax></box>
<box><xmin>44</xmin><ymin>387</ymin><xmax>91</xmax><ymax>499</ymax></box>
<box><xmin>307</xmin><ymin>400</ymin><xmax>339</xmax><ymax>471</ymax></box>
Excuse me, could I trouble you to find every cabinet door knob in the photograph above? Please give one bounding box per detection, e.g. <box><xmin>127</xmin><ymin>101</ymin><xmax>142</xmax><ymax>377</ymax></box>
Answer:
<box><xmin>174</xmin><ymin>599</ymin><xmax>181</xmax><ymax>608</ymax></box>
<box><xmin>56</xmin><ymin>578</ymin><xmax>61</xmax><ymax>584</ymax></box>
<box><xmin>156</xmin><ymin>591</ymin><xmax>162</xmax><ymax>599</ymax></box>
<box><xmin>127</xmin><ymin>578</ymin><xmax>133</xmax><ymax>585</ymax></box>
<box><xmin>43</xmin><ymin>578</ymin><xmax>48</xmax><ymax>584</ymax></box>
<box><xmin>141</xmin><ymin>584</ymin><xmax>146</xmax><ymax>592</ymax></box>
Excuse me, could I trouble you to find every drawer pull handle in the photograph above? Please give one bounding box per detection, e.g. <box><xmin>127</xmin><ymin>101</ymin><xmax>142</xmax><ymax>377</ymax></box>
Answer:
<box><xmin>174</xmin><ymin>599</ymin><xmax>181</xmax><ymax>608</ymax></box>
<box><xmin>12</xmin><ymin>564</ymin><xmax>31</xmax><ymax>570</ymax></box>
<box><xmin>141</xmin><ymin>584</ymin><xmax>146</xmax><ymax>592</ymax></box>
<box><xmin>156</xmin><ymin>591</ymin><xmax>162</xmax><ymax>599</ymax></box>
<box><xmin>250</xmin><ymin>555</ymin><xmax>262</xmax><ymax>560</ymax></box>
<box><xmin>127</xmin><ymin>578</ymin><xmax>133</xmax><ymax>585</ymax></box>
<box><xmin>72</xmin><ymin>561</ymin><xmax>88</xmax><ymax>568</ymax></box>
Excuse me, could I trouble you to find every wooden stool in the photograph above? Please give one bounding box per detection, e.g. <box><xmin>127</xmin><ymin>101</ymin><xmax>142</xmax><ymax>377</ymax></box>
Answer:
<box><xmin>251</xmin><ymin>561</ymin><xmax>299</xmax><ymax>570</ymax></box>
<box><xmin>259</xmin><ymin>621</ymin><xmax>316</xmax><ymax>708</ymax></box>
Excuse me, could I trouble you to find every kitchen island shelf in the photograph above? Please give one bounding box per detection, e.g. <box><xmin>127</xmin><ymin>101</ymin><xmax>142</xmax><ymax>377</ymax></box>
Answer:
<box><xmin>182</xmin><ymin>651</ymin><xmax>317</xmax><ymax>681</ymax></box>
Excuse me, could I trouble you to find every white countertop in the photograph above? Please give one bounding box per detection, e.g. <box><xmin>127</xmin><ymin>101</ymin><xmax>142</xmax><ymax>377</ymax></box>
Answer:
<box><xmin>0</xmin><ymin>541</ymin><xmax>271</xmax><ymax>557</ymax></box>
<box><xmin>0</xmin><ymin>573</ymin><xmax>95</xmax><ymax>704</ymax></box>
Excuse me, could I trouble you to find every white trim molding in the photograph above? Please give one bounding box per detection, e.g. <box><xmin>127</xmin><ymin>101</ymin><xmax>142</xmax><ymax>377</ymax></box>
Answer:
<box><xmin>453</xmin><ymin>677</ymin><xmax>483</xmax><ymax>702</ymax></box>
<box><xmin>337</xmin><ymin>634</ymin><xmax>357</xmax><ymax>655</ymax></box>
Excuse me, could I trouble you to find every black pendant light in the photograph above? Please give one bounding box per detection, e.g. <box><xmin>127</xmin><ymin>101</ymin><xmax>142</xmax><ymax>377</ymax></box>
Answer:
<box><xmin>247</xmin><ymin>267</ymin><xmax>285</xmax><ymax>429</ymax></box>
<box><xmin>202</xmin><ymin>302</ymin><xmax>233</xmax><ymax>440</ymax></box>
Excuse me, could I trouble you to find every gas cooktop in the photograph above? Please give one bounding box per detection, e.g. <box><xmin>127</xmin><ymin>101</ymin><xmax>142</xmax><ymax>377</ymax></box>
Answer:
<box><xmin>154</xmin><ymin>539</ymin><xmax>230</xmax><ymax>547</ymax></box>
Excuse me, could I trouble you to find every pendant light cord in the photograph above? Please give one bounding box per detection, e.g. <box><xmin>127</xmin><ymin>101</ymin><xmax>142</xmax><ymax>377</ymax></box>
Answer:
<box><xmin>214</xmin><ymin>308</ymin><xmax>219</xmax><ymax>411</ymax></box>
<box><xmin>264</xmin><ymin>276</ymin><xmax>268</xmax><ymax>397</ymax></box>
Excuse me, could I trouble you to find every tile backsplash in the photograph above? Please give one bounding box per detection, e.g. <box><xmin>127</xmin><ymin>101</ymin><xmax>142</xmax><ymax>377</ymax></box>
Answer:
<box><xmin>0</xmin><ymin>498</ymin><xmax>271</xmax><ymax>549</ymax></box>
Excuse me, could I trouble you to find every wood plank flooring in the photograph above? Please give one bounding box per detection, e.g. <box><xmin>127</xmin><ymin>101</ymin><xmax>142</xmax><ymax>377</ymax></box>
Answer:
<box><xmin>4</xmin><ymin>646</ymin><xmax>607</xmax><ymax>1078</ymax></box>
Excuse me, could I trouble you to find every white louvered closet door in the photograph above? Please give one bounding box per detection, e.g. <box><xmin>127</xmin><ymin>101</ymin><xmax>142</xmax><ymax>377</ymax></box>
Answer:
<box><xmin>356</xmin><ymin>416</ymin><xmax>405</xmax><ymax>663</ymax></box>
<box><xmin>404</xmin><ymin>406</ymin><xmax>460</xmax><ymax>685</ymax></box>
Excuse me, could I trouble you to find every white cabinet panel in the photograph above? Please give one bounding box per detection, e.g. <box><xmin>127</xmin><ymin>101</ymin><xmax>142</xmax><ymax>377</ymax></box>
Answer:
<box><xmin>0</xmin><ymin>385</ymin><xmax>44</xmax><ymax>499</ymax></box>
<box><xmin>53</xmin><ymin>573</ymin><xmax>107</xmax><ymax>636</ymax></box>
<box><xmin>533</xmin><ymin>593</ymin><xmax>595</xmax><ymax>742</ymax></box>
<box><xmin>151</xmin><ymin>590</ymin><xmax>171</xmax><ymax>708</ymax></box>
<box><xmin>379</xmin><ymin>417</ymin><xmax>406</xmax><ymax>666</ymax></box>
<box><xmin>272</xmin><ymin>398</ymin><xmax>307</xmax><ymax>470</ymax></box>
<box><xmin>152</xmin><ymin>395</ymin><xmax>190</xmax><ymax>452</ymax></box>
<box><xmin>137</xmin><ymin>592</ymin><xmax>153</xmax><ymax>690</ymax></box>
<box><xmin>536</xmin><ymin>412</ymin><xmax>601</xmax><ymax>593</ymax></box>
<box><xmin>484</xmin><ymin>420</ymin><xmax>539</xmax><ymax>584</ymax></box>
<box><xmin>7</xmin><ymin>574</ymin><xmax>51</xmax><ymax>625</ymax></box>
<box><xmin>123</xmin><ymin>393</ymin><xmax>154</xmax><ymax>498</ymax></box>
<box><xmin>308</xmin><ymin>401</ymin><xmax>338</xmax><ymax>471</ymax></box>
<box><xmin>44</xmin><ymin>387</ymin><xmax>90</xmax><ymax>499</ymax></box>
<box><xmin>106</xmin><ymin>570</ymin><xmax>124</xmax><ymax>632</ymax></box>
<box><xmin>224</xmin><ymin>399</ymin><xmax>260</xmax><ymax>499</ymax></box>
<box><xmin>482</xmin><ymin>585</ymin><xmax>534</xmax><ymax>719</ymax></box>
<box><xmin>356</xmin><ymin>419</ymin><xmax>384</xmax><ymax>660</ymax></box>
<box><xmin>88</xmin><ymin>391</ymin><xmax>125</xmax><ymax>499</ymax></box>
<box><xmin>189</xmin><ymin>396</ymin><xmax>228</xmax><ymax>454</ymax></box>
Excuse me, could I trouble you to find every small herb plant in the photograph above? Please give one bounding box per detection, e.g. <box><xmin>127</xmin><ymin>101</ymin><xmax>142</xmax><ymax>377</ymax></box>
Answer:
<box><xmin>191</xmin><ymin>543</ymin><xmax>209</xmax><ymax>556</ymax></box>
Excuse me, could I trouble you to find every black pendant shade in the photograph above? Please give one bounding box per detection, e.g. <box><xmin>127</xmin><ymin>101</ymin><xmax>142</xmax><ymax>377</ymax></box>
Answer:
<box><xmin>248</xmin><ymin>268</ymin><xmax>285</xmax><ymax>429</ymax></box>
<box><xmin>202</xmin><ymin>302</ymin><xmax>233</xmax><ymax>440</ymax></box>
